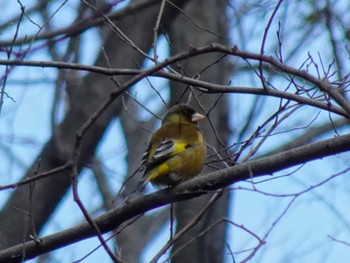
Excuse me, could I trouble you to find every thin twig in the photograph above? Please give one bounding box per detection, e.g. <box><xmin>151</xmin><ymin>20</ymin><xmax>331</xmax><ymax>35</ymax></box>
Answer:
<box><xmin>150</xmin><ymin>191</ymin><xmax>224</xmax><ymax>263</ymax></box>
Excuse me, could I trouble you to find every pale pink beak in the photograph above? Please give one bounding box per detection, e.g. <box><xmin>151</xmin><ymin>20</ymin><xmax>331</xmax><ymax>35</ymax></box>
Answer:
<box><xmin>191</xmin><ymin>112</ymin><xmax>206</xmax><ymax>123</ymax></box>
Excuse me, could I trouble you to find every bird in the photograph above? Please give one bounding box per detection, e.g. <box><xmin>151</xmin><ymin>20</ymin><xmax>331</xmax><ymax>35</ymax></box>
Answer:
<box><xmin>141</xmin><ymin>104</ymin><xmax>207</xmax><ymax>187</ymax></box>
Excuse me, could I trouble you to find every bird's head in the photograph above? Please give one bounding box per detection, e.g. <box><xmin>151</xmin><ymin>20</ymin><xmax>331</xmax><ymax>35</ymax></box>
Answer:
<box><xmin>162</xmin><ymin>105</ymin><xmax>206</xmax><ymax>125</ymax></box>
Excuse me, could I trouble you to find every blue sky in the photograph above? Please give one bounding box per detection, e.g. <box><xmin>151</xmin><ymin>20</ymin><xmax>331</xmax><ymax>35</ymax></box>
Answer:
<box><xmin>1</xmin><ymin>1</ymin><xmax>350</xmax><ymax>262</ymax></box>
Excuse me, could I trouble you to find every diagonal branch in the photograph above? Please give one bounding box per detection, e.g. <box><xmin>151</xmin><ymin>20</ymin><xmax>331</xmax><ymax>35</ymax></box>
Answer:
<box><xmin>1</xmin><ymin>132</ymin><xmax>350</xmax><ymax>262</ymax></box>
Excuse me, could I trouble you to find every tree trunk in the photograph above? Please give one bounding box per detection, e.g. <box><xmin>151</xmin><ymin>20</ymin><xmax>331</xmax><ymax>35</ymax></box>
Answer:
<box><xmin>0</xmin><ymin>0</ymin><xmax>189</xmax><ymax>249</ymax></box>
<box><xmin>168</xmin><ymin>0</ymin><xmax>231</xmax><ymax>262</ymax></box>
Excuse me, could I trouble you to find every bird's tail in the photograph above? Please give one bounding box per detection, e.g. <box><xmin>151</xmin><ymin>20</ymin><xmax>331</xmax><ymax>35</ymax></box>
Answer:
<box><xmin>113</xmin><ymin>166</ymin><xmax>146</xmax><ymax>207</ymax></box>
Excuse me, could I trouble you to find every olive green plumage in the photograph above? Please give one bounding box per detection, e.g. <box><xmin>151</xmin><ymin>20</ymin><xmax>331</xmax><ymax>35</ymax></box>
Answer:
<box><xmin>142</xmin><ymin>105</ymin><xmax>207</xmax><ymax>187</ymax></box>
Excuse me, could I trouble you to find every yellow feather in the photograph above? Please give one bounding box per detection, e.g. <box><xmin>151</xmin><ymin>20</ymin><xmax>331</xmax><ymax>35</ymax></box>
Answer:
<box><xmin>171</xmin><ymin>141</ymin><xmax>187</xmax><ymax>154</ymax></box>
<box><xmin>142</xmin><ymin>105</ymin><xmax>207</xmax><ymax>187</ymax></box>
<box><xmin>147</xmin><ymin>163</ymin><xmax>169</xmax><ymax>181</ymax></box>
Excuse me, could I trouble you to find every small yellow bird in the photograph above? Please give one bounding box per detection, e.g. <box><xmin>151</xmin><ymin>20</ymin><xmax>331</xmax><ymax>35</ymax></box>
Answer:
<box><xmin>141</xmin><ymin>104</ymin><xmax>207</xmax><ymax>187</ymax></box>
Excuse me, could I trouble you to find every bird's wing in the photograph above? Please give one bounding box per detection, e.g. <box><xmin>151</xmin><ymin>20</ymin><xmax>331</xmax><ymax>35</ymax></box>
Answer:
<box><xmin>143</xmin><ymin>138</ymin><xmax>188</xmax><ymax>166</ymax></box>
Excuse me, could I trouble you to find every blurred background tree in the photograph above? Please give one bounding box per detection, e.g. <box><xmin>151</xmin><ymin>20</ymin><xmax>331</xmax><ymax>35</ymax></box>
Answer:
<box><xmin>0</xmin><ymin>0</ymin><xmax>350</xmax><ymax>262</ymax></box>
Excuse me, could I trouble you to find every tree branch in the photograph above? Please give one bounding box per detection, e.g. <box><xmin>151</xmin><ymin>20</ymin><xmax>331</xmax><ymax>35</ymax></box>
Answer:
<box><xmin>1</xmin><ymin>132</ymin><xmax>350</xmax><ymax>262</ymax></box>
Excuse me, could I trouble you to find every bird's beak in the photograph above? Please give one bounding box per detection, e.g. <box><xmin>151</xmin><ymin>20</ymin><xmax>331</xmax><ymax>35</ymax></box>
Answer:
<box><xmin>191</xmin><ymin>112</ymin><xmax>206</xmax><ymax>123</ymax></box>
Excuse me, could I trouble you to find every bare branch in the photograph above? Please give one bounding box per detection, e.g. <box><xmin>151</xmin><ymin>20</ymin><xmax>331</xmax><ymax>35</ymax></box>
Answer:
<box><xmin>1</xmin><ymin>132</ymin><xmax>350</xmax><ymax>261</ymax></box>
